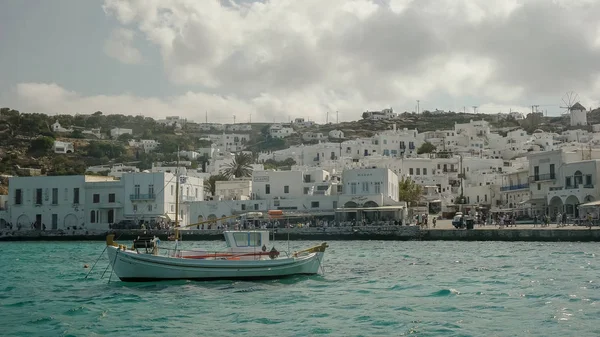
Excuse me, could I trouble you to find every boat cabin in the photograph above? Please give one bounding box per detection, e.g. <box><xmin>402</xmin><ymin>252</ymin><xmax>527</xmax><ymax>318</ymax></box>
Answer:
<box><xmin>224</xmin><ymin>230</ymin><xmax>271</xmax><ymax>253</ymax></box>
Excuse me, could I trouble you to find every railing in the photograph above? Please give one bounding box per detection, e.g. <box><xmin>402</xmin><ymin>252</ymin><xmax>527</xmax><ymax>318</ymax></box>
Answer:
<box><xmin>129</xmin><ymin>194</ymin><xmax>156</xmax><ymax>201</ymax></box>
<box><xmin>529</xmin><ymin>174</ymin><xmax>555</xmax><ymax>182</ymax></box>
<box><xmin>500</xmin><ymin>183</ymin><xmax>529</xmax><ymax>192</ymax></box>
<box><xmin>549</xmin><ymin>186</ymin><xmax>563</xmax><ymax>191</ymax></box>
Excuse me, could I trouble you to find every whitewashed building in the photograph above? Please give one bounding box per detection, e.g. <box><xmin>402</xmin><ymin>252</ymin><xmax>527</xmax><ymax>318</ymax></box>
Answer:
<box><xmin>3</xmin><ymin>172</ymin><xmax>203</xmax><ymax>231</ymax></box>
<box><xmin>51</xmin><ymin>121</ymin><xmax>73</xmax><ymax>133</ymax></box>
<box><xmin>110</xmin><ymin>127</ymin><xmax>133</xmax><ymax>139</ymax></box>
<box><xmin>269</xmin><ymin>124</ymin><xmax>295</xmax><ymax>138</ymax></box>
<box><xmin>53</xmin><ymin>141</ymin><xmax>74</xmax><ymax>154</ymax></box>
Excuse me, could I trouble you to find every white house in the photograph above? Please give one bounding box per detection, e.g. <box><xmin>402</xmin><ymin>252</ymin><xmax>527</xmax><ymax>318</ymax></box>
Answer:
<box><xmin>129</xmin><ymin>139</ymin><xmax>160</xmax><ymax>153</ymax></box>
<box><xmin>269</xmin><ymin>124</ymin><xmax>295</xmax><ymax>138</ymax></box>
<box><xmin>328</xmin><ymin>130</ymin><xmax>344</xmax><ymax>139</ymax></box>
<box><xmin>3</xmin><ymin>172</ymin><xmax>203</xmax><ymax>231</ymax></box>
<box><xmin>110</xmin><ymin>127</ymin><xmax>133</xmax><ymax>139</ymax></box>
<box><xmin>302</xmin><ymin>132</ymin><xmax>327</xmax><ymax>142</ymax></box>
<box><xmin>53</xmin><ymin>141</ymin><xmax>74</xmax><ymax>154</ymax></box>
<box><xmin>341</xmin><ymin>167</ymin><xmax>399</xmax><ymax>204</ymax></box>
<box><xmin>363</xmin><ymin>108</ymin><xmax>396</xmax><ymax>120</ymax></box>
<box><xmin>293</xmin><ymin>118</ymin><xmax>315</xmax><ymax>128</ymax></box>
<box><xmin>251</xmin><ymin>169</ymin><xmax>339</xmax><ymax>200</ymax></box>
<box><xmin>51</xmin><ymin>121</ymin><xmax>73</xmax><ymax>133</ymax></box>
<box><xmin>214</xmin><ymin>180</ymin><xmax>253</xmax><ymax>200</ymax></box>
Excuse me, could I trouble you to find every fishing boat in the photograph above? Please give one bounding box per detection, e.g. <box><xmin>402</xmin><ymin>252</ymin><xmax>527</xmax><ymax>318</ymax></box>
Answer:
<box><xmin>104</xmin><ymin>156</ymin><xmax>328</xmax><ymax>282</ymax></box>
<box><xmin>105</xmin><ymin>230</ymin><xmax>328</xmax><ymax>282</ymax></box>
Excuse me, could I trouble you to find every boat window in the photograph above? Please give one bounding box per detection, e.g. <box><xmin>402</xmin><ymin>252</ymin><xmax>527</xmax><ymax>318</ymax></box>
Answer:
<box><xmin>248</xmin><ymin>232</ymin><xmax>261</xmax><ymax>247</ymax></box>
<box><xmin>233</xmin><ymin>232</ymin><xmax>249</xmax><ymax>247</ymax></box>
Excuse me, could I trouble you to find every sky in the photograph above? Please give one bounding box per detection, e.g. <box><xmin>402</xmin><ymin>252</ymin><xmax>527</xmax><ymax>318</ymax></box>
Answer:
<box><xmin>2</xmin><ymin>0</ymin><xmax>600</xmax><ymax>123</ymax></box>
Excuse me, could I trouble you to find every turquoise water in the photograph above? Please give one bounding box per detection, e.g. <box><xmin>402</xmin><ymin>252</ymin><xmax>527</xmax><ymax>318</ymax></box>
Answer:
<box><xmin>1</xmin><ymin>240</ymin><xmax>599</xmax><ymax>337</ymax></box>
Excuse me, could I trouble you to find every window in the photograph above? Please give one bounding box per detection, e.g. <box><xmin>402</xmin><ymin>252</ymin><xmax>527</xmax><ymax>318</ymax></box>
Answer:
<box><xmin>241</xmin><ymin>204</ymin><xmax>246</xmax><ymax>211</ymax></box>
<box><xmin>586</xmin><ymin>175</ymin><xmax>592</xmax><ymax>186</ymax></box>
<box><xmin>52</xmin><ymin>188</ymin><xmax>58</xmax><ymax>205</ymax></box>
<box><xmin>148</xmin><ymin>184</ymin><xmax>154</xmax><ymax>196</ymax></box>
<box><xmin>134</xmin><ymin>184</ymin><xmax>140</xmax><ymax>196</ymax></box>
<box><xmin>90</xmin><ymin>211</ymin><xmax>96</xmax><ymax>223</ymax></box>
<box><xmin>537</xmin><ymin>183</ymin><xmax>541</xmax><ymax>190</ymax></box>
<box><xmin>337</xmin><ymin>185</ymin><xmax>343</xmax><ymax>193</ymax></box>
<box><xmin>374</xmin><ymin>182</ymin><xmax>381</xmax><ymax>194</ymax></box>
<box><xmin>423</xmin><ymin>168</ymin><xmax>427</xmax><ymax>175</ymax></box>
<box><xmin>93</xmin><ymin>194</ymin><xmax>100</xmax><ymax>203</ymax></box>
<box><xmin>409</xmin><ymin>168</ymin><xmax>414</xmax><ymax>175</ymax></box>
<box><xmin>134</xmin><ymin>205</ymin><xmax>139</xmax><ymax>212</ymax></box>
<box><xmin>108</xmin><ymin>209</ymin><xmax>114</xmax><ymax>223</ymax></box>
<box><xmin>284</xmin><ymin>185</ymin><xmax>289</xmax><ymax>194</ymax></box>
<box><xmin>51</xmin><ymin>214</ymin><xmax>58</xmax><ymax>230</ymax></box>
<box><xmin>147</xmin><ymin>204</ymin><xmax>152</xmax><ymax>212</ymax></box>
<box><xmin>311</xmin><ymin>201</ymin><xmax>320</xmax><ymax>208</ymax></box>
<box><xmin>15</xmin><ymin>188</ymin><xmax>22</xmax><ymax>205</ymax></box>
<box><xmin>35</xmin><ymin>188</ymin><xmax>43</xmax><ymax>205</ymax></box>
<box><xmin>195</xmin><ymin>188</ymin><xmax>198</xmax><ymax>198</ymax></box>
<box><xmin>416</xmin><ymin>168</ymin><xmax>420</xmax><ymax>175</ymax></box>
<box><xmin>304</xmin><ymin>187</ymin><xmax>310</xmax><ymax>194</ymax></box>
<box><xmin>362</xmin><ymin>182</ymin><xmax>369</xmax><ymax>192</ymax></box>
<box><xmin>108</xmin><ymin>193</ymin><xmax>115</xmax><ymax>203</ymax></box>
<box><xmin>73</xmin><ymin>188</ymin><xmax>80</xmax><ymax>204</ymax></box>
<box><xmin>485</xmin><ymin>194</ymin><xmax>488</xmax><ymax>202</ymax></box>
<box><xmin>565</xmin><ymin>177</ymin><xmax>572</xmax><ymax>188</ymax></box>
<box><xmin>350</xmin><ymin>182</ymin><xmax>357</xmax><ymax>194</ymax></box>
<box><xmin>265</xmin><ymin>184</ymin><xmax>271</xmax><ymax>195</ymax></box>
<box><xmin>534</xmin><ymin>166</ymin><xmax>539</xmax><ymax>180</ymax></box>
<box><xmin>254</xmin><ymin>204</ymin><xmax>259</xmax><ymax>210</ymax></box>
<box><xmin>550</xmin><ymin>164</ymin><xmax>555</xmax><ymax>179</ymax></box>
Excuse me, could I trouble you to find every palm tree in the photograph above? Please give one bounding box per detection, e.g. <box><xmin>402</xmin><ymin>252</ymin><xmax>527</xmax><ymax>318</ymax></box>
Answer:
<box><xmin>204</xmin><ymin>173</ymin><xmax>228</xmax><ymax>196</ymax></box>
<box><xmin>221</xmin><ymin>153</ymin><xmax>253</xmax><ymax>179</ymax></box>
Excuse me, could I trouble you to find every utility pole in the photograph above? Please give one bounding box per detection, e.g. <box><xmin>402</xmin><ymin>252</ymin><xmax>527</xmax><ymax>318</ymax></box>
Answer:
<box><xmin>417</xmin><ymin>100</ymin><xmax>420</xmax><ymax>114</ymax></box>
<box><xmin>472</xmin><ymin>106</ymin><xmax>478</xmax><ymax>114</ymax></box>
<box><xmin>233</xmin><ymin>115</ymin><xmax>236</xmax><ymax>124</ymax></box>
<box><xmin>463</xmin><ymin>106</ymin><xmax>466</xmax><ymax>114</ymax></box>
<box><xmin>336</xmin><ymin>111</ymin><xmax>339</xmax><ymax>124</ymax></box>
<box><xmin>326</xmin><ymin>111</ymin><xmax>329</xmax><ymax>124</ymax></box>
<box><xmin>249</xmin><ymin>113</ymin><xmax>252</xmax><ymax>123</ymax></box>
<box><xmin>205</xmin><ymin>111</ymin><xmax>207</xmax><ymax>124</ymax></box>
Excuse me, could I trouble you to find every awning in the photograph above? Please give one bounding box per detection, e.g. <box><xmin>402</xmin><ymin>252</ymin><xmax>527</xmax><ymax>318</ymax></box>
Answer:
<box><xmin>580</xmin><ymin>200</ymin><xmax>600</xmax><ymax>208</ymax></box>
<box><xmin>335</xmin><ymin>206</ymin><xmax>404</xmax><ymax>213</ymax></box>
<box><xmin>520</xmin><ymin>198</ymin><xmax>546</xmax><ymax>205</ymax></box>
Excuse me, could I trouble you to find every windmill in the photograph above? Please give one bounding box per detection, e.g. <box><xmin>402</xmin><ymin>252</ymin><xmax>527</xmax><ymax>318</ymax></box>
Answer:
<box><xmin>560</xmin><ymin>91</ymin><xmax>580</xmax><ymax>116</ymax></box>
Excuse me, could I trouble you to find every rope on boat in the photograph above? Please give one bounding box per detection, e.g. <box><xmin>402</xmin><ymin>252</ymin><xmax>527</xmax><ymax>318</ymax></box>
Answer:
<box><xmin>85</xmin><ymin>245</ymin><xmax>108</xmax><ymax>279</ymax></box>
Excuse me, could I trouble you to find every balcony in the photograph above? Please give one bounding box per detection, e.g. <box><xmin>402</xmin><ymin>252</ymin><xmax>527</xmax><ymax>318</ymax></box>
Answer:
<box><xmin>529</xmin><ymin>174</ymin><xmax>555</xmax><ymax>182</ymax></box>
<box><xmin>181</xmin><ymin>195</ymin><xmax>197</xmax><ymax>202</ymax></box>
<box><xmin>130</xmin><ymin>194</ymin><xmax>156</xmax><ymax>201</ymax></box>
<box><xmin>500</xmin><ymin>183</ymin><xmax>530</xmax><ymax>192</ymax></box>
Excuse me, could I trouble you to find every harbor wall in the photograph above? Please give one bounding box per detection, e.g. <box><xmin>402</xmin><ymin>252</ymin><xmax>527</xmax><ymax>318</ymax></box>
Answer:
<box><xmin>2</xmin><ymin>226</ymin><xmax>600</xmax><ymax>242</ymax></box>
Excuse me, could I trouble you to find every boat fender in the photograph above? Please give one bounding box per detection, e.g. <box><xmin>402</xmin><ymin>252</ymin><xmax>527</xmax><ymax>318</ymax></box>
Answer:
<box><xmin>262</xmin><ymin>244</ymin><xmax>267</xmax><ymax>252</ymax></box>
<box><xmin>269</xmin><ymin>247</ymin><xmax>279</xmax><ymax>260</ymax></box>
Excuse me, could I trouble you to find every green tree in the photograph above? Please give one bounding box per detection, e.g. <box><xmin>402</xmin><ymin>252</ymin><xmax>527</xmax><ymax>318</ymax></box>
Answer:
<box><xmin>417</xmin><ymin>142</ymin><xmax>436</xmax><ymax>154</ymax></box>
<box><xmin>117</xmin><ymin>133</ymin><xmax>134</xmax><ymax>142</ymax></box>
<box><xmin>398</xmin><ymin>177</ymin><xmax>423</xmax><ymax>207</ymax></box>
<box><xmin>221</xmin><ymin>153</ymin><xmax>254</xmax><ymax>179</ymax></box>
<box><xmin>29</xmin><ymin>136</ymin><xmax>55</xmax><ymax>154</ymax></box>
<box><xmin>69</xmin><ymin>129</ymin><xmax>85</xmax><ymax>139</ymax></box>
<box><xmin>204</xmin><ymin>173</ymin><xmax>229</xmax><ymax>196</ymax></box>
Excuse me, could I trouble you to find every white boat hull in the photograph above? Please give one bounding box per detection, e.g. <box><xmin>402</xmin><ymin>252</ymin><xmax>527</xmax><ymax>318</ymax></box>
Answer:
<box><xmin>106</xmin><ymin>246</ymin><xmax>325</xmax><ymax>282</ymax></box>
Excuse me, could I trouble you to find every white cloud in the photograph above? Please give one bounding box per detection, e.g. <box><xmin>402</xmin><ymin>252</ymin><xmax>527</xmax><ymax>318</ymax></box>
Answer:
<box><xmin>103</xmin><ymin>28</ymin><xmax>143</xmax><ymax>65</ymax></box>
<box><xmin>97</xmin><ymin>0</ymin><xmax>600</xmax><ymax>121</ymax></box>
<box><xmin>8</xmin><ymin>0</ymin><xmax>600</xmax><ymax>123</ymax></box>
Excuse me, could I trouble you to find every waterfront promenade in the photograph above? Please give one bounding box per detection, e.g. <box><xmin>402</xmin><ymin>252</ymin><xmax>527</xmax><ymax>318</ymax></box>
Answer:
<box><xmin>2</xmin><ymin>220</ymin><xmax>600</xmax><ymax>242</ymax></box>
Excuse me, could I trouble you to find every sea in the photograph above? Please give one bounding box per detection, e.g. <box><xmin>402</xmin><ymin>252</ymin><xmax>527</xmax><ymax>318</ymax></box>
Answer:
<box><xmin>1</xmin><ymin>240</ymin><xmax>599</xmax><ymax>337</ymax></box>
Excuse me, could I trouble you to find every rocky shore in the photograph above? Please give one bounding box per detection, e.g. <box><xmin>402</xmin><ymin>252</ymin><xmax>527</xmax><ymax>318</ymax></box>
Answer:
<box><xmin>2</xmin><ymin>225</ymin><xmax>600</xmax><ymax>242</ymax></box>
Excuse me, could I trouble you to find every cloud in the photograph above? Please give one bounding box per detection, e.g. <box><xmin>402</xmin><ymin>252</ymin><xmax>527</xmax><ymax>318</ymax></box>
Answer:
<box><xmin>97</xmin><ymin>0</ymin><xmax>600</xmax><ymax>119</ymax></box>
<box><xmin>103</xmin><ymin>28</ymin><xmax>143</xmax><ymax>64</ymax></box>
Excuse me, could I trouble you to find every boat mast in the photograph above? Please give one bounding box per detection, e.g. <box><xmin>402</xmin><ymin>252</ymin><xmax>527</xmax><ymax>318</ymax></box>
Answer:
<box><xmin>175</xmin><ymin>147</ymin><xmax>180</xmax><ymax>242</ymax></box>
